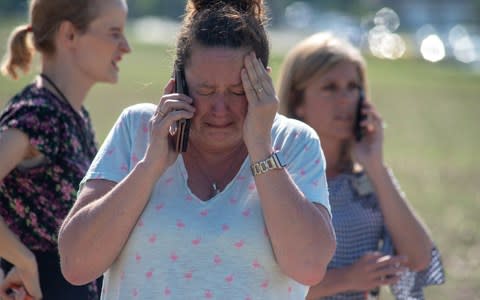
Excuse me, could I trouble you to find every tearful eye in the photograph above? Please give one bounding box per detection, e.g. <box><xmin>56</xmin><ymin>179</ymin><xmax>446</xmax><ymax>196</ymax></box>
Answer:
<box><xmin>197</xmin><ymin>90</ymin><xmax>214</xmax><ymax>96</ymax></box>
<box><xmin>232</xmin><ymin>90</ymin><xmax>245</xmax><ymax>96</ymax></box>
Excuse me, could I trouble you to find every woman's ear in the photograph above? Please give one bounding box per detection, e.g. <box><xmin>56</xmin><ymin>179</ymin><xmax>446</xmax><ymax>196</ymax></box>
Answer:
<box><xmin>57</xmin><ymin>20</ymin><xmax>77</xmax><ymax>48</ymax></box>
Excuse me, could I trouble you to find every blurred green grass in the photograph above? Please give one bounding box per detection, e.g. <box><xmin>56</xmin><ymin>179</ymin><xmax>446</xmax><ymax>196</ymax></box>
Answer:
<box><xmin>1</xmin><ymin>21</ymin><xmax>479</xmax><ymax>299</ymax></box>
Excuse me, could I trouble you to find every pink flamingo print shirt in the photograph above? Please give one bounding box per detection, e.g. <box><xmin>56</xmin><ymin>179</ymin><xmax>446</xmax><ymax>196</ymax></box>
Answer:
<box><xmin>82</xmin><ymin>103</ymin><xmax>330</xmax><ymax>299</ymax></box>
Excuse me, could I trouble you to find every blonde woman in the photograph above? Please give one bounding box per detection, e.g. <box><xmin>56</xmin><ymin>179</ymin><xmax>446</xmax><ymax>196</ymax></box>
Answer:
<box><xmin>0</xmin><ymin>0</ymin><xmax>130</xmax><ymax>298</ymax></box>
<box><xmin>278</xmin><ymin>32</ymin><xmax>444</xmax><ymax>300</ymax></box>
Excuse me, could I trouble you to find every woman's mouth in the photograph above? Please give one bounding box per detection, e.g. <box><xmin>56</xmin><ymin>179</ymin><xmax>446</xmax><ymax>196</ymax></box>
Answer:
<box><xmin>206</xmin><ymin>122</ymin><xmax>233</xmax><ymax>129</ymax></box>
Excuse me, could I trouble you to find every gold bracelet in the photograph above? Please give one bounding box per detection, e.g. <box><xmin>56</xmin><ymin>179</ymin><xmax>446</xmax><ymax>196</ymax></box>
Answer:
<box><xmin>250</xmin><ymin>151</ymin><xmax>285</xmax><ymax>176</ymax></box>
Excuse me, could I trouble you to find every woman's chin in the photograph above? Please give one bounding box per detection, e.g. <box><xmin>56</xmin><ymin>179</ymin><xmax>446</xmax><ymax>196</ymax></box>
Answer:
<box><xmin>325</xmin><ymin>132</ymin><xmax>355</xmax><ymax>143</ymax></box>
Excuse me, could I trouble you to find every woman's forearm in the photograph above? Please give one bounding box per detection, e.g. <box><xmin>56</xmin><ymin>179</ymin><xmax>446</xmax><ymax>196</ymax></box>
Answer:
<box><xmin>0</xmin><ymin>129</ymin><xmax>34</xmax><ymax>267</ymax></box>
<box><xmin>0</xmin><ymin>217</ymin><xmax>36</xmax><ymax>270</ymax></box>
<box><xmin>58</xmin><ymin>161</ymin><xmax>161</xmax><ymax>285</ymax></box>
<box><xmin>367</xmin><ymin>164</ymin><xmax>432</xmax><ymax>271</ymax></box>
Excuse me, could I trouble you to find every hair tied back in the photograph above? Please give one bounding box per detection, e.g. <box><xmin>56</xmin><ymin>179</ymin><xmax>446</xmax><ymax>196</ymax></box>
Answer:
<box><xmin>188</xmin><ymin>0</ymin><xmax>265</xmax><ymax>20</ymax></box>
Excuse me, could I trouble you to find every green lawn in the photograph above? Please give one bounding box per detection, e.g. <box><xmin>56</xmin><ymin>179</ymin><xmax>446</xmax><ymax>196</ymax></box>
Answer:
<box><xmin>1</xmin><ymin>26</ymin><xmax>479</xmax><ymax>299</ymax></box>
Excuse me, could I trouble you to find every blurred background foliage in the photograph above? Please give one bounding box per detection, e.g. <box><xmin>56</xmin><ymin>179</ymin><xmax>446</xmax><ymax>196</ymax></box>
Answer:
<box><xmin>1</xmin><ymin>0</ymin><xmax>479</xmax><ymax>299</ymax></box>
<box><xmin>2</xmin><ymin>0</ymin><xmax>480</xmax><ymax>66</ymax></box>
<box><xmin>2</xmin><ymin>0</ymin><xmax>480</xmax><ymax>24</ymax></box>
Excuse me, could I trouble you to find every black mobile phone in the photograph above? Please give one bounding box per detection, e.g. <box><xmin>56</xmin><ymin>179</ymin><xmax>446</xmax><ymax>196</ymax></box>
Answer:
<box><xmin>354</xmin><ymin>88</ymin><xmax>366</xmax><ymax>142</ymax></box>
<box><xmin>174</xmin><ymin>65</ymin><xmax>191</xmax><ymax>152</ymax></box>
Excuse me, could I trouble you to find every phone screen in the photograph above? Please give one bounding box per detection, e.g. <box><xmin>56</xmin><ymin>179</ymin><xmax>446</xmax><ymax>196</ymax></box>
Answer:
<box><xmin>174</xmin><ymin>65</ymin><xmax>191</xmax><ymax>152</ymax></box>
<box><xmin>354</xmin><ymin>89</ymin><xmax>365</xmax><ymax>142</ymax></box>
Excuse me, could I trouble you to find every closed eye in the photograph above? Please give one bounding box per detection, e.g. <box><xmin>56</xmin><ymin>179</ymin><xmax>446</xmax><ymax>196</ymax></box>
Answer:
<box><xmin>231</xmin><ymin>90</ymin><xmax>245</xmax><ymax>96</ymax></box>
<box><xmin>196</xmin><ymin>89</ymin><xmax>215</xmax><ymax>96</ymax></box>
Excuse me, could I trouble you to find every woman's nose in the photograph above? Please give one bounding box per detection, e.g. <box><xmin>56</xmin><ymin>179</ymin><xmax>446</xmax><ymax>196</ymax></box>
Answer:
<box><xmin>120</xmin><ymin>37</ymin><xmax>132</xmax><ymax>54</ymax></box>
<box><xmin>211</xmin><ymin>94</ymin><xmax>228</xmax><ymax>113</ymax></box>
<box><xmin>334</xmin><ymin>88</ymin><xmax>359</xmax><ymax>103</ymax></box>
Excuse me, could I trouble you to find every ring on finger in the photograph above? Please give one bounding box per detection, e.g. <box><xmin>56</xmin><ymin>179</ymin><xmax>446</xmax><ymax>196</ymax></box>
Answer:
<box><xmin>256</xmin><ymin>86</ymin><xmax>264</xmax><ymax>93</ymax></box>
<box><xmin>158</xmin><ymin>109</ymin><xmax>166</xmax><ymax>117</ymax></box>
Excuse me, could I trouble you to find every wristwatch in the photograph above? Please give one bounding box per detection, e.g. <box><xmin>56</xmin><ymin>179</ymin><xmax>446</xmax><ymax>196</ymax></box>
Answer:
<box><xmin>250</xmin><ymin>151</ymin><xmax>286</xmax><ymax>176</ymax></box>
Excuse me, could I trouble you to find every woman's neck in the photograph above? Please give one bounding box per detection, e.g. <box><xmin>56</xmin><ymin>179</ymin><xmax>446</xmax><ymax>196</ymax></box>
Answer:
<box><xmin>183</xmin><ymin>140</ymin><xmax>248</xmax><ymax>200</ymax></box>
<box><xmin>321</xmin><ymin>137</ymin><xmax>352</xmax><ymax>179</ymax></box>
<box><xmin>40</xmin><ymin>61</ymin><xmax>94</xmax><ymax>112</ymax></box>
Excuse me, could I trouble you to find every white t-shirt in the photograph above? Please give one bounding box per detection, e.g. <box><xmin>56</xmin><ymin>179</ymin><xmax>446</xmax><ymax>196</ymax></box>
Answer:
<box><xmin>83</xmin><ymin>103</ymin><xmax>330</xmax><ymax>300</ymax></box>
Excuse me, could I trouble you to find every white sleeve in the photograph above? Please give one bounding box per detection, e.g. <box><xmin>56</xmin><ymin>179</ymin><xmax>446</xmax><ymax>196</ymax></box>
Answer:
<box><xmin>81</xmin><ymin>108</ymin><xmax>135</xmax><ymax>188</ymax></box>
<box><xmin>284</xmin><ymin>134</ymin><xmax>330</xmax><ymax>214</ymax></box>
<box><xmin>272</xmin><ymin>116</ymin><xmax>331</xmax><ymax>215</ymax></box>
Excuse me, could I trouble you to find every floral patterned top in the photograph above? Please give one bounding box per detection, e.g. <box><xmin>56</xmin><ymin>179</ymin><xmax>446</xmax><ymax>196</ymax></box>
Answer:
<box><xmin>0</xmin><ymin>83</ymin><xmax>97</xmax><ymax>252</ymax></box>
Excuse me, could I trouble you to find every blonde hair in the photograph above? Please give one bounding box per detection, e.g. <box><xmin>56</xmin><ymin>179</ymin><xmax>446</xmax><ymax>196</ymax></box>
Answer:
<box><xmin>277</xmin><ymin>32</ymin><xmax>368</xmax><ymax>172</ymax></box>
<box><xmin>1</xmin><ymin>0</ymin><xmax>99</xmax><ymax>79</ymax></box>
<box><xmin>277</xmin><ymin>32</ymin><xmax>367</xmax><ymax>119</ymax></box>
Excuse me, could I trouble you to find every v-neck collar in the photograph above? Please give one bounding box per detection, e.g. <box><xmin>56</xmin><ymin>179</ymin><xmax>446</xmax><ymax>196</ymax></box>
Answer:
<box><xmin>176</xmin><ymin>154</ymin><xmax>250</xmax><ymax>205</ymax></box>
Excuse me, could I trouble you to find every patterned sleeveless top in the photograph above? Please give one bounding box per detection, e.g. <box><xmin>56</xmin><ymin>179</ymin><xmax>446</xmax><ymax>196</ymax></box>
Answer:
<box><xmin>0</xmin><ymin>83</ymin><xmax>97</xmax><ymax>251</ymax></box>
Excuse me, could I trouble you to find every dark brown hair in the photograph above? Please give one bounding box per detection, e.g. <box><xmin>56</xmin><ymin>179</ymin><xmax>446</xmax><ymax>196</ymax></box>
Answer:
<box><xmin>175</xmin><ymin>0</ymin><xmax>270</xmax><ymax>70</ymax></box>
<box><xmin>1</xmin><ymin>0</ymin><xmax>100</xmax><ymax>79</ymax></box>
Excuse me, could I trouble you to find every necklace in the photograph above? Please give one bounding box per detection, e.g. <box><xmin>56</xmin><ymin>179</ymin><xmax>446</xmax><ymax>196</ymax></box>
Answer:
<box><xmin>39</xmin><ymin>73</ymin><xmax>92</xmax><ymax>155</ymax></box>
<box><xmin>212</xmin><ymin>182</ymin><xmax>220</xmax><ymax>196</ymax></box>
<box><xmin>40</xmin><ymin>73</ymin><xmax>73</xmax><ymax>106</ymax></box>
<box><xmin>188</xmin><ymin>144</ymin><xmax>247</xmax><ymax>198</ymax></box>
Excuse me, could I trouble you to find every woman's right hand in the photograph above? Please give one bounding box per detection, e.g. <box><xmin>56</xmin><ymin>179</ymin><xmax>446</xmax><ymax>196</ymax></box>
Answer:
<box><xmin>0</xmin><ymin>263</ymin><xmax>42</xmax><ymax>300</ymax></box>
<box><xmin>143</xmin><ymin>79</ymin><xmax>195</xmax><ymax>176</ymax></box>
<box><xmin>345</xmin><ymin>252</ymin><xmax>407</xmax><ymax>292</ymax></box>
